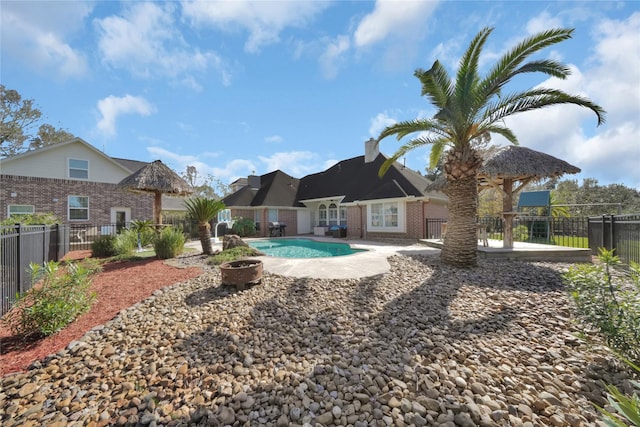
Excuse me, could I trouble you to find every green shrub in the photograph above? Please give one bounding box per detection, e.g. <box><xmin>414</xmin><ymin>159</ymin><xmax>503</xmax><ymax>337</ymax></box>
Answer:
<box><xmin>208</xmin><ymin>246</ymin><xmax>262</xmax><ymax>265</ymax></box>
<box><xmin>597</xmin><ymin>357</ymin><xmax>640</xmax><ymax>427</ymax></box>
<box><xmin>114</xmin><ymin>229</ymin><xmax>137</xmax><ymax>256</ymax></box>
<box><xmin>91</xmin><ymin>235</ymin><xmax>119</xmax><ymax>257</ymax></box>
<box><xmin>563</xmin><ymin>248</ymin><xmax>640</xmax><ymax>365</ymax></box>
<box><xmin>153</xmin><ymin>226</ymin><xmax>185</xmax><ymax>259</ymax></box>
<box><xmin>513</xmin><ymin>224</ymin><xmax>529</xmax><ymax>242</ymax></box>
<box><xmin>0</xmin><ymin>212</ymin><xmax>60</xmax><ymax>226</ymax></box>
<box><xmin>2</xmin><ymin>260</ymin><xmax>100</xmax><ymax>338</ymax></box>
<box><xmin>231</xmin><ymin>217</ymin><xmax>256</xmax><ymax>237</ymax></box>
<box><xmin>130</xmin><ymin>219</ymin><xmax>155</xmax><ymax>247</ymax></box>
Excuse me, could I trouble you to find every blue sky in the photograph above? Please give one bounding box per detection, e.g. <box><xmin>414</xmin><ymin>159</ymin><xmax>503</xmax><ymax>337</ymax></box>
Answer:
<box><xmin>2</xmin><ymin>1</ymin><xmax>639</xmax><ymax>190</ymax></box>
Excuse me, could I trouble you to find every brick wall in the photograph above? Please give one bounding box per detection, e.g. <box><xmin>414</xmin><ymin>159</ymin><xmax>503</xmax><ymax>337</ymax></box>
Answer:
<box><xmin>1</xmin><ymin>174</ymin><xmax>153</xmax><ymax>224</ymax></box>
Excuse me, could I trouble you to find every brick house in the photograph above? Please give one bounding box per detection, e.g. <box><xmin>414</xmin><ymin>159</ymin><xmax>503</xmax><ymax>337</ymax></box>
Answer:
<box><xmin>0</xmin><ymin>138</ymin><xmax>154</xmax><ymax>226</ymax></box>
<box><xmin>223</xmin><ymin>139</ymin><xmax>449</xmax><ymax>240</ymax></box>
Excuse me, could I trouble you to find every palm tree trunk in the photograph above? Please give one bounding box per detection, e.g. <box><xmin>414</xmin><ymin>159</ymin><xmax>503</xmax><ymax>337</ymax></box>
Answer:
<box><xmin>198</xmin><ymin>223</ymin><xmax>213</xmax><ymax>255</ymax></box>
<box><xmin>442</xmin><ymin>176</ymin><xmax>479</xmax><ymax>266</ymax></box>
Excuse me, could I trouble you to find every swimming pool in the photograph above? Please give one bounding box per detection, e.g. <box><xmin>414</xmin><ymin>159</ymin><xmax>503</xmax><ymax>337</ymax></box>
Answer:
<box><xmin>249</xmin><ymin>238</ymin><xmax>366</xmax><ymax>258</ymax></box>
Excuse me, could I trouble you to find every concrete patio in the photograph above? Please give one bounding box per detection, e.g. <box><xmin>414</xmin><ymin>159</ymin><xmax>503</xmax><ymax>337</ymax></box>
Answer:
<box><xmin>420</xmin><ymin>238</ymin><xmax>592</xmax><ymax>263</ymax></box>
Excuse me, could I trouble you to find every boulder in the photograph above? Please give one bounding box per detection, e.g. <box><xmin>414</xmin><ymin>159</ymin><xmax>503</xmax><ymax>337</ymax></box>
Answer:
<box><xmin>223</xmin><ymin>234</ymin><xmax>249</xmax><ymax>250</ymax></box>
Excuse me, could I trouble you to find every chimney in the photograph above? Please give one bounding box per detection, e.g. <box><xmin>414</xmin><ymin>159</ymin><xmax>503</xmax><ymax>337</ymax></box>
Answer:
<box><xmin>365</xmin><ymin>138</ymin><xmax>379</xmax><ymax>163</ymax></box>
<box><xmin>248</xmin><ymin>174</ymin><xmax>261</xmax><ymax>189</ymax></box>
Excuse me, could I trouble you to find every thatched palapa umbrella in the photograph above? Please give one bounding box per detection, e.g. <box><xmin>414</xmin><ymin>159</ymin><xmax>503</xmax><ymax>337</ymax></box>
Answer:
<box><xmin>426</xmin><ymin>146</ymin><xmax>580</xmax><ymax>249</ymax></box>
<box><xmin>117</xmin><ymin>160</ymin><xmax>192</xmax><ymax>227</ymax></box>
<box><xmin>477</xmin><ymin>146</ymin><xmax>580</xmax><ymax>248</ymax></box>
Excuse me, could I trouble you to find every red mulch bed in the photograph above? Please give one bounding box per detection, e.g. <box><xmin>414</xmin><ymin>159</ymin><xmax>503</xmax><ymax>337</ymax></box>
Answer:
<box><xmin>0</xmin><ymin>251</ymin><xmax>203</xmax><ymax>377</ymax></box>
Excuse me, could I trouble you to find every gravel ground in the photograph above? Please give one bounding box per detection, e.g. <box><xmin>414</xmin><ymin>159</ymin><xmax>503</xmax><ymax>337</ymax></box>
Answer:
<box><xmin>0</xmin><ymin>254</ymin><xmax>635</xmax><ymax>427</ymax></box>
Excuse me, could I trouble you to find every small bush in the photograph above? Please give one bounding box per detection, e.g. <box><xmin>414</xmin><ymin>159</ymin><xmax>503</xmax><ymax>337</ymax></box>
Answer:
<box><xmin>130</xmin><ymin>220</ymin><xmax>155</xmax><ymax>247</ymax></box>
<box><xmin>208</xmin><ymin>246</ymin><xmax>262</xmax><ymax>265</ymax></box>
<box><xmin>231</xmin><ymin>217</ymin><xmax>256</xmax><ymax>237</ymax></box>
<box><xmin>114</xmin><ymin>229</ymin><xmax>138</xmax><ymax>255</ymax></box>
<box><xmin>597</xmin><ymin>357</ymin><xmax>640</xmax><ymax>426</ymax></box>
<box><xmin>2</xmin><ymin>260</ymin><xmax>100</xmax><ymax>338</ymax></box>
<box><xmin>0</xmin><ymin>212</ymin><xmax>60</xmax><ymax>226</ymax></box>
<box><xmin>92</xmin><ymin>235</ymin><xmax>119</xmax><ymax>257</ymax></box>
<box><xmin>153</xmin><ymin>226</ymin><xmax>185</xmax><ymax>259</ymax></box>
<box><xmin>563</xmin><ymin>248</ymin><xmax>640</xmax><ymax>365</ymax></box>
<box><xmin>513</xmin><ymin>224</ymin><xmax>529</xmax><ymax>242</ymax></box>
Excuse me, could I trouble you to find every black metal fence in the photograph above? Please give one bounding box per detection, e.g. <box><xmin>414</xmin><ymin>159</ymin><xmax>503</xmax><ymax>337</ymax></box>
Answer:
<box><xmin>588</xmin><ymin>214</ymin><xmax>640</xmax><ymax>266</ymax></box>
<box><xmin>427</xmin><ymin>216</ymin><xmax>590</xmax><ymax>247</ymax></box>
<box><xmin>1</xmin><ymin>224</ymin><xmax>69</xmax><ymax>316</ymax></box>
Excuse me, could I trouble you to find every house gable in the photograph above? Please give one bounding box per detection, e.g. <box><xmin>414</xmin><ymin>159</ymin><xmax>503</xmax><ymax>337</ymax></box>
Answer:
<box><xmin>0</xmin><ymin>137</ymin><xmax>135</xmax><ymax>183</ymax></box>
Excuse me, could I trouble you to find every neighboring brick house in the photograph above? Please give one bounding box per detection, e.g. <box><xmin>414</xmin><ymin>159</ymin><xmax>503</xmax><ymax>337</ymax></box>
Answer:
<box><xmin>223</xmin><ymin>139</ymin><xmax>449</xmax><ymax>240</ymax></box>
<box><xmin>0</xmin><ymin>138</ymin><xmax>154</xmax><ymax>226</ymax></box>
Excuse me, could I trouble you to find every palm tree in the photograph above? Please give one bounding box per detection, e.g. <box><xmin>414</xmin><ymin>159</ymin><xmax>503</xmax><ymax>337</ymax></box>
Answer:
<box><xmin>377</xmin><ymin>27</ymin><xmax>605</xmax><ymax>266</ymax></box>
<box><xmin>184</xmin><ymin>197</ymin><xmax>226</xmax><ymax>255</ymax></box>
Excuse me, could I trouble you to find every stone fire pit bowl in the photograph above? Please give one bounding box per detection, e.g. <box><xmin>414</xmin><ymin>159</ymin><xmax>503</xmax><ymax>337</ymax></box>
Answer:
<box><xmin>219</xmin><ymin>259</ymin><xmax>263</xmax><ymax>290</ymax></box>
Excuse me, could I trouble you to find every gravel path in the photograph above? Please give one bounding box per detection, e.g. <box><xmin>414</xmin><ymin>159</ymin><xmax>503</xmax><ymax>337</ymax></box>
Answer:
<box><xmin>0</xmin><ymin>254</ymin><xmax>633</xmax><ymax>426</ymax></box>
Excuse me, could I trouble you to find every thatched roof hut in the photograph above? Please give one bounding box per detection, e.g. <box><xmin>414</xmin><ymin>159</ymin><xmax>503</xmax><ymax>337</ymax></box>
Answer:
<box><xmin>478</xmin><ymin>145</ymin><xmax>580</xmax><ymax>191</ymax></box>
<box><xmin>117</xmin><ymin>160</ymin><xmax>192</xmax><ymax>226</ymax></box>
<box><xmin>426</xmin><ymin>145</ymin><xmax>581</xmax><ymax>248</ymax></box>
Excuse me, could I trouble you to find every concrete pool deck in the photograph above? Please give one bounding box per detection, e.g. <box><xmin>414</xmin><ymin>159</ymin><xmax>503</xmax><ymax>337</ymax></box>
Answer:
<box><xmin>186</xmin><ymin>237</ymin><xmax>441</xmax><ymax>279</ymax></box>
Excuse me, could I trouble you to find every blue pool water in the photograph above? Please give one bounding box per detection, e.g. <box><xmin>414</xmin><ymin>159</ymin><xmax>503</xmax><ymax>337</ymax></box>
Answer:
<box><xmin>249</xmin><ymin>238</ymin><xmax>366</xmax><ymax>258</ymax></box>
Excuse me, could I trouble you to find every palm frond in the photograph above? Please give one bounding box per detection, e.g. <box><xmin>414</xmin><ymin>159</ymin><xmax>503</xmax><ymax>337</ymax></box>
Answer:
<box><xmin>379</xmin><ymin>135</ymin><xmax>442</xmax><ymax>177</ymax></box>
<box><xmin>455</xmin><ymin>27</ymin><xmax>491</xmax><ymax>121</ymax></box>
<box><xmin>415</xmin><ymin>61</ymin><xmax>453</xmax><ymax>110</ymax></box>
<box><xmin>483</xmin><ymin>88</ymin><xmax>606</xmax><ymax>125</ymax></box>
<box><xmin>479</xmin><ymin>124</ymin><xmax>519</xmax><ymax>145</ymax></box>
<box><xmin>479</xmin><ymin>28</ymin><xmax>574</xmax><ymax>99</ymax></box>
<box><xmin>428</xmin><ymin>139</ymin><xmax>448</xmax><ymax>170</ymax></box>
<box><xmin>379</xmin><ymin>119</ymin><xmax>442</xmax><ymax>141</ymax></box>
<box><xmin>184</xmin><ymin>197</ymin><xmax>225</xmax><ymax>224</ymax></box>
<box><xmin>514</xmin><ymin>59</ymin><xmax>572</xmax><ymax>79</ymax></box>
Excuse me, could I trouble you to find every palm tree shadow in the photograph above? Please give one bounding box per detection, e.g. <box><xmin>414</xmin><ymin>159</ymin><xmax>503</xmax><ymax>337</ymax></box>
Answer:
<box><xmin>169</xmin><ymin>255</ymin><xmax>611</xmax><ymax>425</ymax></box>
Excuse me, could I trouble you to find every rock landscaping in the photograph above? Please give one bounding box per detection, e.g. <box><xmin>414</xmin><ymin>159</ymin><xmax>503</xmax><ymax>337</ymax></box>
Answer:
<box><xmin>0</xmin><ymin>254</ymin><xmax>634</xmax><ymax>426</ymax></box>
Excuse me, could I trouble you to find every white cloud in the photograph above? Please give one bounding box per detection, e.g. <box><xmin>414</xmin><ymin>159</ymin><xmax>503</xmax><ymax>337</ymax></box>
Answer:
<box><xmin>0</xmin><ymin>1</ymin><xmax>91</xmax><ymax>79</ymax></box>
<box><xmin>369</xmin><ymin>112</ymin><xmax>397</xmax><ymax>138</ymax></box>
<box><xmin>211</xmin><ymin>159</ymin><xmax>258</xmax><ymax>183</ymax></box>
<box><xmin>147</xmin><ymin>146</ymin><xmax>252</xmax><ymax>184</ymax></box>
<box><xmin>353</xmin><ymin>0</ymin><xmax>439</xmax><ymax>48</ymax></box>
<box><xmin>96</xmin><ymin>95</ymin><xmax>156</xmax><ymax>136</ymax></box>
<box><xmin>265</xmin><ymin>135</ymin><xmax>284</xmax><ymax>144</ymax></box>
<box><xmin>258</xmin><ymin>151</ymin><xmax>320</xmax><ymax>177</ymax></box>
<box><xmin>181</xmin><ymin>0</ymin><xmax>329</xmax><ymax>53</ymax></box>
<box><xmin>319</xmin><ymin>35</ymin><xmax>351</xmax><ymax>79</ymax></box>
<box><xmin>526</xmin><ymin>11</ymin><xmax>564</xmax><ymax>34</ymax></box>
<box><xmin>95</xmin><ymin>2</ymin><xmax>230</xmax><ymax>86</ymax></box>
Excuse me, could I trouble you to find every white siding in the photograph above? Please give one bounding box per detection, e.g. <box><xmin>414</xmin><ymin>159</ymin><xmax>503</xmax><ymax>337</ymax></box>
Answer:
<box><xmin>1</xmin><ymin>140</ymin><xmax>131</xmax><ymax>183</ymax></box>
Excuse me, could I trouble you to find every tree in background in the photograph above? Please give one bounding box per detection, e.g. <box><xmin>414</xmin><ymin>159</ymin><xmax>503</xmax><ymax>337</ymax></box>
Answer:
<box><xmin>1</xmin><ymin>85</ymin><xmax>75</xmax><ymax>157</ymax></box>
<box><xmin>0</xmin><ymin>85</ymin><xmax>42</xmax><ymax>157</ymax></box>
<box><xmin>378</xmin><ymin>27</ymin><xmax>605</xmax><ymax>266</ymax></box>
<box><xmin>29</xmin><ymin>124</ymin><xmax>75</xmax><ymax>151</ymax></box>
<box><xmin>182</xmin><ymin>165</ymin><xmax>231</xmax><ymax>199</ymax></box>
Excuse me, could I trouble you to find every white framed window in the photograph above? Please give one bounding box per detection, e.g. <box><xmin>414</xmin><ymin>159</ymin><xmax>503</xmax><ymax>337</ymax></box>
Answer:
<box><xmin>318</xmin><ymin>204</ymin><xmax>327</xmax><ymax>226</ymax></box>
<box><xmin>368</xmin><ymin>201</ymin><xmax>402</xmax><ymax>231</ymax></box>
<box><xmin>328</xmin><ymin>203</ymin><xmax>338</xmax><ymax>225</ymax></box>
<box><xmin>339</xmin><ymin>206</ymin><xmax>347</xmax><ymax>224</ymax></box>
<box><xmin>69</xmin><ymin>158</ymin><xmax>89</xmax><ymax>179</ymax></box>
<box><xmin>68</xmin><ymin>196</ymin><xmax>89</xmax><ymax>221</ymax></box>
<box><xmin>8</xmin><ymin>204</ymin><xmax>34</xmax><ymax>217</ymax></box>
<box><xmin>268</xmin><ymin>209</ymin><xmax>278</xmax><ymax>223</ymax></box>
